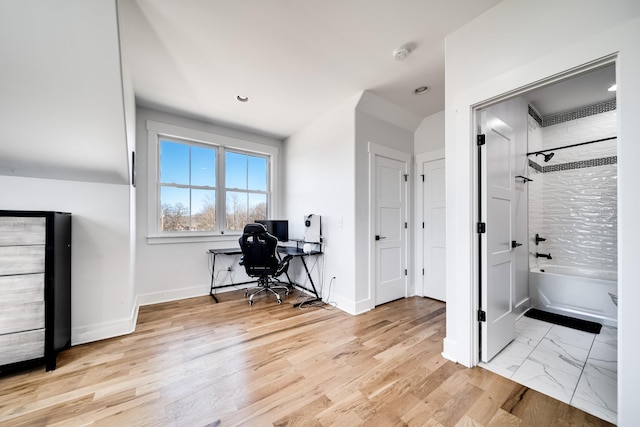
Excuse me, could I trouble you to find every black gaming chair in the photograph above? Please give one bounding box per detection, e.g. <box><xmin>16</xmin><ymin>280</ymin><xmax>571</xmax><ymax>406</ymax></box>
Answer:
<box><xmin>239</xmin><ymin>223</ymin><xmax>292</xmax><ymax>305</ymax></box>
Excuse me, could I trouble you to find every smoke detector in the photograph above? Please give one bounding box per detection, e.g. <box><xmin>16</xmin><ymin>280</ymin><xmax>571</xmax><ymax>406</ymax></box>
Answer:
<box><xmin>392</xmin><ymin>46</ymin><xmax>410</xmax><ymax>61</ymax></box>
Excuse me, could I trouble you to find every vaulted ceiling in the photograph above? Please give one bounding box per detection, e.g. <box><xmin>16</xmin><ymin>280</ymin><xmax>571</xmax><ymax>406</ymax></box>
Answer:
<box><xmin>118</xmin><ymin>0</ymin><xmax>503</xmax><ymax>139</ymax></box>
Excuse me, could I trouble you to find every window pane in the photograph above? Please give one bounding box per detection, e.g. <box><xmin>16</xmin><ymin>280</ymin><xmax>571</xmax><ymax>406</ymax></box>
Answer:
<box><xmin>192</xmin><ymin>189</ymin><xmax>216</xmax><ymax>231</ymax></box>
<box><xmin>248</xmin><ymin>156</ymin><xmax>267</xmax><ymax>191</ymax></box>
<box><xmin>226</xmin><ymin>191</ymin><xmax>248</xmax><ymax>231</ymax></box>
<box><xmin>191</xmin><ymin>146</ymin><xmax>216</xmax><ymax>187</ymax></box>
<box><xmin>161</xmin><ymin>186</ymin><xmax>190</xmax><ymax>231</ymax></box>
<box><xmin>160</xmin><ymin>140</ymin><xmax>189</xmax><ymax>185</ymax></box>
<box><xmin>247</xmin><ymin>193</ymin><xmax>267</xmax><ymax>224</ymax></box>
<box><xmin>226</xmin><ymin>151</ymin><xmax>247</xmax><ymax>190</ymax></box>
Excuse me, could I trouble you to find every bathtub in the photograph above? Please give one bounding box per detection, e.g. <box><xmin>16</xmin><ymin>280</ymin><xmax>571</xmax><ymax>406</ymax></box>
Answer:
<box><xmin>529</xmin><ymin>265</ymin><xmax>617</xmax><ymax>327</ymax></box>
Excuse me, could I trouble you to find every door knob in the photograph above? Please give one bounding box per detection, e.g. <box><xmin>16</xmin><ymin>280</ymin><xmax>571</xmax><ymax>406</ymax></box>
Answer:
<box><xmin>375</xmin><ymin>235</ymin><xmax>386</xmax><ymax>241</ymax></box>
<box><xmin>511</xmin><ymin>240</ymin><xmax>523</xmax><ymax>248</ymax></box>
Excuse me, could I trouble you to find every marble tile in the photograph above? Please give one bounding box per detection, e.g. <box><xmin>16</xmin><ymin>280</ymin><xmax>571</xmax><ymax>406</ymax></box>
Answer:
<box><xmin>545</xmin><ymin>324</ymin><xmax>596</xmax><ymax>350</ymax></box>
<box><xmin>572</xmin><ymin>362</ymin><xmax>617</xmax><ymax>424</ymax></box>
<box><xmin>571</xmin><ymin>325</ymin><xmax>618</xmax><ymax>424</ymax></box>
<box><xmin>480</xmin><ymin>340</ymin><xmax>536</xmax><ymax>378</ymax></box>
<box><xmin>588</xmin><ymin>338</ymin><xmax>618</xmax><ymax>373</ymax></box>
<box><xmin>511</xmin><ymin>334</ymin><xmax>591</xmax><ymax>404</ymax></box>
<box><xmin>590</xmin><ymin>326</ymin><xmax>618</xmax><ymax>367</ymax></box>
<box><xmin>481</xmin><ymin>317</ymin><xmax>617</xmax><ymax>422</ymax></box>
<box><xmin>514</xmin><ymin>316</ymin><xmax>552</xmax><ymax>346</ymax></box>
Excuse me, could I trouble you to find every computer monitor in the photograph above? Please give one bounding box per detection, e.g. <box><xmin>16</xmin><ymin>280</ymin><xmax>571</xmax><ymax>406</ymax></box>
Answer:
<box><xmin>255</xmin><ymin>219</ymin><xmax>288</xmax><ymax>242</ymax></box>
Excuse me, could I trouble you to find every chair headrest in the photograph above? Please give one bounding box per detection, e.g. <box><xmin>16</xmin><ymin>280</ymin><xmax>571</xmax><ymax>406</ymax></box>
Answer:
<box><xmin>243</xmin><ymin>223</ymin><xmax>267</xmax><ymax>235</ymax></box>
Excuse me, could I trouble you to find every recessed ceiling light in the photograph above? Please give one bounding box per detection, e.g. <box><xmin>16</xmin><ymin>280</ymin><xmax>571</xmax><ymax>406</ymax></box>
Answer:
<box><xmin>414</xmin><ymin>86</ymin><xmax>429</xmax><ymax>95</ymax></box>
<box><xmin>607</xmin><ymin>84</ymin><xmax>617</xmax><ymax>92</ymax></box>
<box><xmin>236</xmin><ymin>95</ymin><xmax>249</xmax><ymax>102</ymax></box>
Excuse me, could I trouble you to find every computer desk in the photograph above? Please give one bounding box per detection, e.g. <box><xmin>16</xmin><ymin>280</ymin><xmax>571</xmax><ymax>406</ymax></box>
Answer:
<box><xmin>207</xmin><ymin>245</ymin><xmax>322</xmax><ymax>307</ymax></box>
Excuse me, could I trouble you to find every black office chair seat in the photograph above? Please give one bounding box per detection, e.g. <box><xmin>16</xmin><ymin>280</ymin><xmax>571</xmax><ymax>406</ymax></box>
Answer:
<box><xmin>239</xmin><ymin>223</ymin><xmax>292</xmax><ymax>305</ymax></box>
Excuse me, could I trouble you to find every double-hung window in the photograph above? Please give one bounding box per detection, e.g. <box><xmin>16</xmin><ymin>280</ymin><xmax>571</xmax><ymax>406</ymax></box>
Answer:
<box><xmin>224</xmin><ymin>151</ymin><xmax>268</xmax><ymax>231</ymax></box>
<box><xmin>146</xmin><ymin>120</ymin><xmax>278</xmax><ymax>243</ymax></box>
<box><xmin>159</xmin><ymin>138</ymin><xmax>217</xmax><ymax>232</ymax></box>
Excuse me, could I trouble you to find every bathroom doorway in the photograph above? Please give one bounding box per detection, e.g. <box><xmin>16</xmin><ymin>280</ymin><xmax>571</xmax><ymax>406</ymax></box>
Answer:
<box><xmin>476</xmin><ymin>61</ymin><xmax>618</xmax><ymax>423</ymax></box>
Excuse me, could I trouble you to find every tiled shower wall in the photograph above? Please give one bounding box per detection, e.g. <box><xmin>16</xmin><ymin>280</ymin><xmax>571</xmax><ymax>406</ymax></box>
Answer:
<box><xmin>528</xmin><ymin>103</ymin><xmax>617</xmax><ymax>272</ymax></box>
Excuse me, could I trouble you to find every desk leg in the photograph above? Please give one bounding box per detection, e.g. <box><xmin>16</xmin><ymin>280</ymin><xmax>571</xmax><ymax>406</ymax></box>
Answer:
<box><xmin>210</xmin><ymin>253</ymin><xmax>219</xmax><ymax>303</ymax></box>
<box><xmin>292</xmin><ymin>256</ymin><xmax>322</xmax><ymax>308</ymax></box>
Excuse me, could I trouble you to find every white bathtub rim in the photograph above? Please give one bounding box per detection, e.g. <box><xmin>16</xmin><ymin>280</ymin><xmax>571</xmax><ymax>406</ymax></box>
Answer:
<box><xmin>531</xmin><ymin>264</ymin><xmax>617</xmax><ymax>283</ymax></box>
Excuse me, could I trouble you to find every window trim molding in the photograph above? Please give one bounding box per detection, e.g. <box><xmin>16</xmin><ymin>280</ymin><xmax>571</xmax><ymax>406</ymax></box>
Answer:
<box><xmin>146</xmin><ymin>120</ymin><xmax>279</xmax><ymax>244</ymax></box>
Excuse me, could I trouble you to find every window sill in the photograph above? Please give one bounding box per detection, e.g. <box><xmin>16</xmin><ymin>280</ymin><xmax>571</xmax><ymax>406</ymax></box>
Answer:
<box><xmin>146</xmin><ymin>232</ymin><xmax>241</xmax><ymax>245</ymax></box>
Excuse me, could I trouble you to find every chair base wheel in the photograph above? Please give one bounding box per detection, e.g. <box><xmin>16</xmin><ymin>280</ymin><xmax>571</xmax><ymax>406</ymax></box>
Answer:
<box><xmin>277</xmin><ymin>299</ymin><xmax>282</xmax><ymax>304</ymax></box>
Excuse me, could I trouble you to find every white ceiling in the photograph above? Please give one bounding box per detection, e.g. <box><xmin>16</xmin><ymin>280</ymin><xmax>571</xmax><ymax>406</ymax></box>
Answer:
<box><xmin>524</xmin><ymin>63</ymin><xmax>616</xmax><ymax>117</ymax></box>
<box><xmin>118</xmin><ymin>0</ymin><xmax>503</xmax><ymax>139</ymax></box>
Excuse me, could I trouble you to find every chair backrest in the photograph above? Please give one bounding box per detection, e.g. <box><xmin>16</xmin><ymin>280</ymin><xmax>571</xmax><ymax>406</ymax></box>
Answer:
<box><xmin>239</xmin><ymin>223</ymin><xmax>279</xmax><ymax>277</ymax></box>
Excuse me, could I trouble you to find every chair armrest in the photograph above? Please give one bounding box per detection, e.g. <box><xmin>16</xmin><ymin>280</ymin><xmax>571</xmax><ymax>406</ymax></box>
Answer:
<box><xmin>275</xmin><ymin>254</ymin><xmax>293</xmax><ymax>277</ymax></box>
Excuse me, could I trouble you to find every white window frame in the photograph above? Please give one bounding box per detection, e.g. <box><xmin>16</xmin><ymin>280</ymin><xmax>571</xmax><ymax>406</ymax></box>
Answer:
<box><xmin>146</xmin><ymin>120</ymin><xmax>279</xmax><ymax>244</ymax></box>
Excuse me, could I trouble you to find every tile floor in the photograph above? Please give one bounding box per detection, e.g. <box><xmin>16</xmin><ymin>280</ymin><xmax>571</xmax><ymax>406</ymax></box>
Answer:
<box><xmin>480</xmin><ymin>316</ymin><xmax>617</xmax><ymax>424</ymax></box>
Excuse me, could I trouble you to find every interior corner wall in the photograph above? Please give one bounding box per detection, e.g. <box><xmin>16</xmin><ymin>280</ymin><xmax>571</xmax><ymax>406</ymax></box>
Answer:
<box><xmin>444</xmin><ymin>1</ymin><xmax>640</xmax><ymax>423</ymax></box>
<box><xmin>134</xmin><ymin>107</ymin><xmax>284</xmax><ymax>306</ymax></box>
<box><xmin>284</xmin><ymin>95</ymin><xmax>359</xmax><ymax>313</ymax></box>
<box><xmin>415</xmin><ymin>110</ymin><xmax>445</xmax><ymax>155</ymax></box>
<box><xmin>117</xmin><ymin>0</ymin><xmax>139</xmax><ymax>319</ymax></box>
<box><xmin>354</xmin><ymin>110</ymin><xmax>415</xmax><ymax>307</ymax></box>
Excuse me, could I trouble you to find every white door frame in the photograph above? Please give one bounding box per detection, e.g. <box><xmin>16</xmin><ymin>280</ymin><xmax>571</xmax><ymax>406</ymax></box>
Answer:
<box><xmin>415</xmin><ymin>149</ymin><xmax>445</xmax><ymax>297</ymax></box>
<box><xmin>368</xmin><ymin>142</ymin><xmax>411</xmax><ymax>309</ymax></box>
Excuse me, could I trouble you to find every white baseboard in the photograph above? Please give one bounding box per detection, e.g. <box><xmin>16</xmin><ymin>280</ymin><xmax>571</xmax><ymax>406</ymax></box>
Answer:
<box><xmin>442</xmin><ymin>337</ymin><xmax>464</xmax><ymax>366</ymax></box>
<box><xmin>353</xmin><ymin>298</ymin><xmax>374</xmax><ymax>315</ymax></box>
<box><xmin>71</xmin><ymin>298</ymin><xmax>139</xmax><ymax>346</ymax></box>
<box><xmin>137</xmin><ymin>284</ymin><xmax>210</xmax><ymax>306</ymax></box>
<box><xmin>328</xmin><ymin>293</ymin><xmax>375</xmax><ymax>315</ymax></box>
<box><xmin>515</xmin><ymin>297</ymin><xmax>531</xmax><ymax>318</ymax></box>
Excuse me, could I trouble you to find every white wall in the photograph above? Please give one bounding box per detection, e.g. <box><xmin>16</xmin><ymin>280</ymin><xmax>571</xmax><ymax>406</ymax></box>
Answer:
<box><xmin>284</xmin><ymin>94</ymin><xmax>359</xmax><ymax>311</ymax></box>
<box><xmin>415</xmin><ymin>111</ymin><xmax>445</xmax><ymax>154</ymax></box>
<box><xmin>444</xmin><ymin>1</ymin><xmax>640</xmax><ymax>424</ymax></box>
<box><xmin>0</xmin><ymin>0</ymin><xmax>129</xmax><ymax>185</ymax></box>
<box><xmin>0</xmin><ymin>176</ymin><xmax>132</xmax><ymax>344</ymax></box>
<box><xmin>135</xmin><ymin>107</ymin><xmax>284</xmax><ymax>305</ymax></box>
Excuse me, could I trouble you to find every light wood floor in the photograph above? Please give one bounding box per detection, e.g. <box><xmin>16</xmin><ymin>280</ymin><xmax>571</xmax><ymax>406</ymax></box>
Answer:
<box><xmin>0</xmin><ymin>289</ymin><xmax>613</xmax><ymax>426</ymax></box>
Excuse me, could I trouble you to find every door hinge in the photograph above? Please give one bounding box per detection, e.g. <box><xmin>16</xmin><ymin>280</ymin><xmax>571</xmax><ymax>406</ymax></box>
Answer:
<box><xmin>422</xmin><ymin>268</ymin><xmax>425</xmax><ymax>275</ymax></box>
<box><xmin>421</xmin><ymin>174</ymin><xmax>425</xmax><ymax>182</ymax></box>
<box><xmin>477</xmin><ymin>134</ymin><xmax>486</xmax><ymax>146</ymax></box>
<box><xmin>404</xmin><ymin>174</ymin><xmax>408</xmax><ymax>182</ymax></box>
<box><xmin>422</xmin><ymin>222</ymin><xmax>424</xmax><ymax>229</ymax></box>
<box><xmin>477</xmin><ymin>222</ymin><xmax>486</xmax><ymax>233</ymax></box>
<box><xmin>478</xmin><ymin>310</ymin><xmax>486</xmax><ymax>322</ymax></box>
<box><xmin>405</xmin><ymin>222</ymin><xmax>408</xmax><ymax>229</ymax></box>
<box><xmin>405</xmin><ymin>269</ymin><xmax>408</xmax><ymax>276</ymax></box>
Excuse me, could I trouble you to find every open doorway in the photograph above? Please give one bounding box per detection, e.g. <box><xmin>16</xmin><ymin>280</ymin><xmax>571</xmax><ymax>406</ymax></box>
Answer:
<box><xmin>475</xmin><ymin>62</ymin><xmax>618</xmax><ymax>423</ymax></box>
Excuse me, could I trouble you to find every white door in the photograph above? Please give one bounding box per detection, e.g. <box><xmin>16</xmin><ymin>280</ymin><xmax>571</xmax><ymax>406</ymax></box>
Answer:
<box><xmin>480</xmin><ymin>110</ymin><xmax>517</xmax><ymax>362</ymax></box>
<box><xmin>422</xmin><ymin>158</ymin><xmax>446</xmax><ymax>301</ymax></box>
<box><xmin>375</xmin><ymin>154</ymin><xmax>407</xmax><ymax>305</ymax></box>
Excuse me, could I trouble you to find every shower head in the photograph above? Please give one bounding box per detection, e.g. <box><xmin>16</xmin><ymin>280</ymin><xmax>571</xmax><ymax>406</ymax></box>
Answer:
<box><xmin>536</xmin><ymin>152</ymin><xmax>554</xmax><ymax>162</ymax></box>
